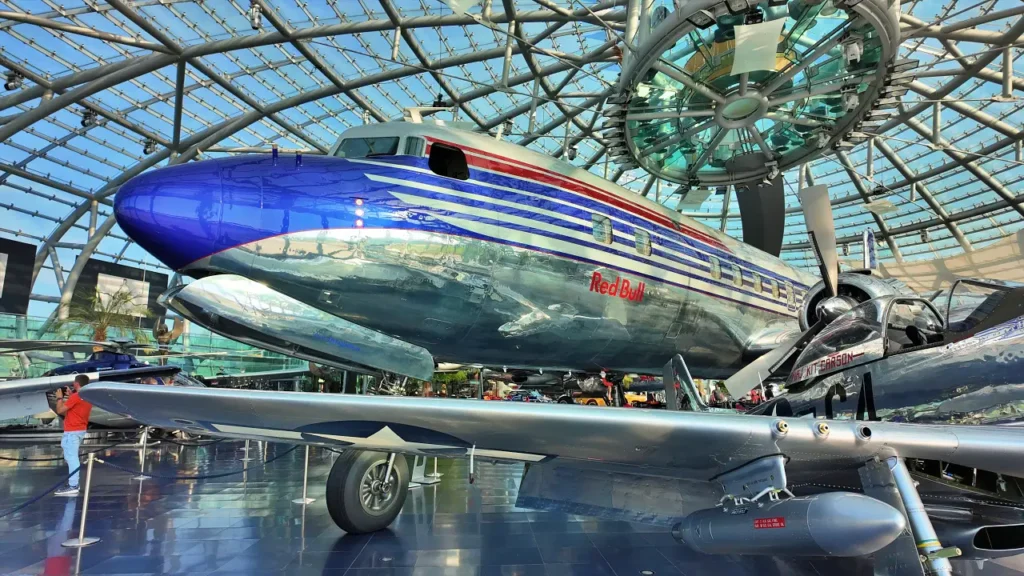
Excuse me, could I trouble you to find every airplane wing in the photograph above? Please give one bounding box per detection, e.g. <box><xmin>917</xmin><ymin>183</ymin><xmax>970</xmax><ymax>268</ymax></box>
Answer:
<box><xmin>81</xmin><ymin>383</ymin><xmax>1024</xmax><ymax>480</ymax></box>
<box><xmin>0</xmin><ymin>365</ymin><xmax>179</xmax><ymax>420</ymax></box>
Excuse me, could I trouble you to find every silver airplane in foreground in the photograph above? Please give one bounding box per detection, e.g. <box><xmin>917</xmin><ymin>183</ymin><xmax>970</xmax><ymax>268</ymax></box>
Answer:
<box><xmin>83</xmin><ymin>382</ymin><xmax>1024</xmax><ymax>574</ymax></box>
<box><xmin>83</xmin><ymin>118</ymin><xmax>1024</xmax><ymax>573</ymax></box>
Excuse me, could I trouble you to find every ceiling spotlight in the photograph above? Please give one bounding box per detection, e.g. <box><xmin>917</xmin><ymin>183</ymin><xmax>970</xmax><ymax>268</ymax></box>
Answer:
<box><xmin>842</xmin><ymin>37</ymin><xmax>864</xmax><ymax>66</ymax></box>
<box><xmin>920</xmin><ymin>229</ymin><xmax>929</xmax><ymax>243</ymax></box>
<box><xmin>80</xmin><ymin>109</ymin><xmax>97</xmax><ymax>128</ymax></box>
<box><xmin>567</xmin><ymin>146</ymin><xmax>578</xmax><ymax>161</ymax></box>
<box><xmin>248</xmin><ymin>1</ymin><xmax>262</xmax><ymax>30</ymax></box>
<box><xmin>842</xmin><ymin>91</ymin><xmax>859</xmax><ymax>112</ymax></box>
<box><xmin>433</xmin><ymin>93</ymin><xmax>445</xmax><ymax>108</ymax></box>
<box><xmin>842</xmin><ymin>243</ymin><xmax>850</xmax><ymax>256</ymax></box>
<box><xmin>143</xmin><ymin>139</ymin><xmax>157</xmax><ymax>155</ymax></box>
<box><xmin>685</xmin><ymin>9</ymin><xmax>716</xmax><ymax>29</ymax></box>
<box><xmin>4</xmin><ymin>71</ymin><xmax>23</xmax><ymax>91</ymax></box>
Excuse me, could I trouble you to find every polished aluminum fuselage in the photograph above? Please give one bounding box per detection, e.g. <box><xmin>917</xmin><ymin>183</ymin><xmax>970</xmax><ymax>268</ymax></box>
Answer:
<box><xmin>115</xmin><ymin>123</ymin><xmax>816</xmax><ymax>377</ymax></box>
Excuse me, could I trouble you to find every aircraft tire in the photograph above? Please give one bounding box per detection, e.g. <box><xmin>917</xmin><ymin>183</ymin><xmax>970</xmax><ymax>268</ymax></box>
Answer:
<box><xmin>585</xmin><ymin>399</ymin><xmax>598</xmax><ymax>406</ymax></box>
<box><xmin>326</xmin><ymin>450</ymin><xmax>409</xmax><ymax>534</ymax></box>
<box><xmin>557</xmin><ymin>396</ymin><xmax>574</xmax><ymax>404</ymax></box>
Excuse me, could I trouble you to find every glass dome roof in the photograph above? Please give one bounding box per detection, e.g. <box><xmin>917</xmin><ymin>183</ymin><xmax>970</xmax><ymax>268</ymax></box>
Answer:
<box><xmin>0</xmin><ymin>0</ymin><xmax>1023</xmax><ymax>318</ymax></box>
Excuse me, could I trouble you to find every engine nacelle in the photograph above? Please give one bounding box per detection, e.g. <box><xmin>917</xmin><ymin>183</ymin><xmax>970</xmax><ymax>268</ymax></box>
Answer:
<box><xmin>799</xmin><ymin>271</ymin><xmax>911</xmax><ymax>331</ymax></box>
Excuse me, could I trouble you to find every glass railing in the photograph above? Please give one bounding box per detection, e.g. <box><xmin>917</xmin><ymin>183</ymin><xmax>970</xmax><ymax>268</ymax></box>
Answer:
<box><xmin>0</xmin><ymin>313</ymin><xmax>306</xmax><ymax>379</ymax></box>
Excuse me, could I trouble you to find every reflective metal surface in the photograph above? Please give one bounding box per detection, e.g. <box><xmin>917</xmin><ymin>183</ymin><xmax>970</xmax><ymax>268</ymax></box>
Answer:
<box><xmin>80</xmin><ymin>383</ymin><xmax>1024</xmax><ymax>481</ymax></box>
<box><xmin>162</xmin><ymin>274</ymin><xmax>435</xmax><ymax>381</ymax></box>
<box><xmin>114</xmin><ymin>122</ymin><xmax>817</xmax><ymax>379</ymax></box>
<box><xmin>3</xmin><ymin>439</ymin><xmax>972</xmax><ymax>576</ymax></box>
<box><xmin>760</xmin><ymin>295</ymin><xmax>1024</xmax><ymax>425</ymax></box>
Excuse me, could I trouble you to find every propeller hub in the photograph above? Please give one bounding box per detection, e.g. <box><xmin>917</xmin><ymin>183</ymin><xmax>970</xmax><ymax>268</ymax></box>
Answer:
<box><xmin>815</xmin><ymin>296</ymin><xmax>859</xmax><ymax>325</ymax></box>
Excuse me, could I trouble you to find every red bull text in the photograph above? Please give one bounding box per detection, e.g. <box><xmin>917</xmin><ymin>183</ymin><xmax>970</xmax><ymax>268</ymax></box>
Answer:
<box><xmin>589</xmin><ymin>272</ymin><xmax>646</xmax><ymax>302</ymax></box>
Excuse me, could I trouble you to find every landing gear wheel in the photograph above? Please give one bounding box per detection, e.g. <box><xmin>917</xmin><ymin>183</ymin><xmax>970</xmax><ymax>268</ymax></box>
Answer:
<box><xmin>326</xmin><ymin>450</ymin><xmax>410</xmax><ymax>533</ymax></box>
<box><xmin>557</xmin><ymin>396</ymin><xmax>574</xmax><ymax>404</ymax></box>
<box><xmin>586</xmin><ymin>399</ymin><xmax>598</xmax><ymax>406</ymax></box>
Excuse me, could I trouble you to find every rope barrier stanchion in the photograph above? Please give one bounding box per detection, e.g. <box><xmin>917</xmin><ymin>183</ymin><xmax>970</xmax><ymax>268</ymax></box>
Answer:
<box><xmin>62</xmin><ymin>453</ymin><xmax>100</xmax><ymax>548</ymax></box>
<box><xmin>96</xmin><ymin>445</ymin><xmax>299</xmax><ymax>481</ymax></box>
<box><xmin>292</xmin><ymin>445</ymin><xmax>315</xmax><ymax>505</ymax></box>
<box><xmin>427</xmin><ymin>457</ymin><xmax>443</xmax><ymax>480</ymax></box>
<box><xmin>133</xmin><ymin>427</ymin><xmax>150</xmax><ymax>481</ymax></box>
<box><xmin>240</xmin><ymin>438</ymin><xmax>253</xmax><ymax>462</ymax></box>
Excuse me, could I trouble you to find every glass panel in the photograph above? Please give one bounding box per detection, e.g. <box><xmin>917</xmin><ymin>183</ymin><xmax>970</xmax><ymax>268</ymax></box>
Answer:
<box><xmin>335</xmin><ymin>137</ymin><xmax>400</xmax><ymax>158</ymax></box>
<box><xmin>770</xmin><ymin>279</ymin><xmax>779</xmax><ymax>298</ymax></box>
<box><xmin>709</xmin><ymin>256</ymin><xmax>721</xmax><ymax>279</ymax></box>
<box><xmin>403</xmin><ymin>137</ymin><xmax>425</xmax><ymax>156</ymax></box>
<box><xmin>732</xmin><ymin>264</ymin><xmax>743</xmax><ymax>287</ymax></box>
<box><xmin>592</xmin><ymin>214</ymin><xmax>613</xmax><ymax>244</ymax></box>
<box><xmin>635</xmin><ymin>229</ymin><xmax>652</xmax><ymax>256</ymax></box>
<box><xmin>795</xmin><ymin>300</ymin><xmax>883</xmax><ymax>368</ymax></box>
<box><xmin>753</xmin><ymin>272</ymin><xmax>762</xmax><ymax>293</ymax></box>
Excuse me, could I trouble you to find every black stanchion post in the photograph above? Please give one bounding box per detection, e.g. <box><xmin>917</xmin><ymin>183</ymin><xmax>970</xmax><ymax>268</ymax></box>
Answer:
<box><xmin>62</xmin><ymin>453</ymin><xmax>100</xmax><ymax>548</ymax></box>
<box><xmin>292</xmin><ymin>445</ymin><xmax>315</xmax><ymax>505</ymax></box>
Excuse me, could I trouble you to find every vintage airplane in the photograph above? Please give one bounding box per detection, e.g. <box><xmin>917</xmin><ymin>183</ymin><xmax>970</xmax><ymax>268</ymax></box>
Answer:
<box><xmin>78</xmin><ymin>116</ymin><xmax>1024</xmax><ymax>572</ymax></box>
<box><xmin>745</xmin><ymin>278</ymin><xmax>1024</xmax><ymax>426</ymax></box>
<box><xmin>113</xmin><ymin>117</ymin><xmax>837</xmax><ymax>383</ymax></box>
<box><xmin>0</xmin><ymin>339</ymin><xmax>204</xmax><ymax>426</ymax></box>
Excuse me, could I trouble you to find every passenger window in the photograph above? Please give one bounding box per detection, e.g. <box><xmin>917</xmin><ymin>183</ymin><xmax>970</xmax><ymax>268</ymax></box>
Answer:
<box><xmin>336</xmin><ymin>137</ymin><xmax>399</xmax><ymax>158</ymax></box>
<box><xmin>592</xmin><ymin>214</ymin><xmax>613</xmax><ymax>244</ymax></box>
<box><xmin>634</xmin><ymin>229</ymin><xmax>651</xmax><ymax>256</ymax></box>
<box><xmin>403</xmin><ymin>137</ymin><xmax>425</xmax><ymax>156</ymax></box>
<box><xmin>770</xmin><ymin>279</ymin><xmax>779</xmax><ymax>299</ymax></box>
<box><xmin>709</xmin><ymin>256</ymin><xmax>721</xmax><ymax>280</ymax></box>
<box><xmin>753</xmin><ymin>273</ymin><xmax>762</xmax><ymax>293</ymax></box>
<box><xmin>786</xmin><ymin>282</ymin><xmax>795</xmax><ymax>306</ymax></box>
<box><xmin>732</xmin><ymin>265</ymin><xmax>743</xmax><ymax>288</ymax></box>
<box><xmin>428</xmin><ymin>143</ymin><xmax>469</xmax><ymax>180</ymax></box>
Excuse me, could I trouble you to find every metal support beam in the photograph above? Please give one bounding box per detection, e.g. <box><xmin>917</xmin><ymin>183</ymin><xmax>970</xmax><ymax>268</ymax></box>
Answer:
<box><xmin>47</xmin><ymin>247</ymin><xmax>65</xmax><ymax>292</ymax></box>
<box><xmin>88</xmin><ymin>200</ymin><xmax>98</xmax><ymax>240</ymax></box>
<box><xmin>720</xmin><ymin>186</ymin><xmax>732</xmax><ymax>233</ymax></box>
<box><xmin>172</xmin><ymin>60</ymin><xmax>186</xmax><ymax>151</ymax></box>
<box><xmin>1003</xmin><ymin>47</ymin><xmax>1014</xmax><ymax>99</ymax></box>
<box><xmin>875</xmin><ymin>139</ymin><xmax>972</xmax><ymax>252</ymax></box>
<box><xmin>931</xmin><ymin>102</ymin><xmax>941</xmax><ymax>146</ymax></box>
<box><xmin>835</xmin><ymin>151</ymin><xmax>903</xmax><ymax>262</ymax></box>
<box><xmin>903</xmin><ymin>115</ymin><xmax>1024</xmax><ymax>219</ymax></box>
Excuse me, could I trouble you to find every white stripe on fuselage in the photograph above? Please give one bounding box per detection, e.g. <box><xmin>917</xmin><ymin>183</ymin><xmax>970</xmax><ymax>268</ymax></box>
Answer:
<box><xmin>388</xmin><ymin>190</ymin><xmax>793</xmax><ymax>314</ymax></box>
<box><xmin>351</xmin><ymin>158</ymin><xmax>811</xmax><ymax>292</ymax></box>
<box><xmin>427</xmin><ymin>211</ymin><xmax>795</xmax><ymax>316</ymax></box>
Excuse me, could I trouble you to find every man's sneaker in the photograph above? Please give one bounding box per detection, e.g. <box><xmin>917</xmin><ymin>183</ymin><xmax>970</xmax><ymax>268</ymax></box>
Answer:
<box><xmin>54</xmin><ymin>485</ymin><xmax>79</xmax><ymax>497</ymax></box>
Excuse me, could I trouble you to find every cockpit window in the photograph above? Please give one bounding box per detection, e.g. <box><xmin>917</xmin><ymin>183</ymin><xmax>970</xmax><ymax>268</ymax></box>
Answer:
<box><xmin>336</xmin><ymin>137</ymin><xmax>400</xmax><ymax>158</ymax></box>
<box><xmin>403</xmin><ymin>137</ymin><xmax>426</xmax><ymax>156</ymax></box>
<box><xmin>790</xmin><ymin>300</ymin><xmax>882</xmax><ymax>385</ymax></box>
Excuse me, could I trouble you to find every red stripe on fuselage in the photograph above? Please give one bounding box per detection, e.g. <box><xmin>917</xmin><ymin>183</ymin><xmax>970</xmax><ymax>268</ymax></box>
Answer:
<box><xmin>423</xmin><ymin>137</ymin><xmax>729</xmax><ymax>252</ymax></box>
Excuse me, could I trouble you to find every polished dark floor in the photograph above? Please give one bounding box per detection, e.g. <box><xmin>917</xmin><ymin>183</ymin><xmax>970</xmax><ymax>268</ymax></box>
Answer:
<box><xmin>2</xmin><ymin>438</ymin><xmax>1024</xmax><ymax>576</ymax></box>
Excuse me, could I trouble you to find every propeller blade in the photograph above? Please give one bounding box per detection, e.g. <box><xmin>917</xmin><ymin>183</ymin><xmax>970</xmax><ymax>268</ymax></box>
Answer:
<box><xmin>798</xmin><ymin>184</ymin><xmax>839</xmax><ymax>298</ymax></box>
<box><xmin>722</xmin><ymin>320</ymin><xmax>826</xmax><ymax>399</ymax></box>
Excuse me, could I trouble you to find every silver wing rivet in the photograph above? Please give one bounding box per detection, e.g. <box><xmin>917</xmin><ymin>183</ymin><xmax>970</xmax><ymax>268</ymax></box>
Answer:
<box><xmin>816</xmin><ymin>422</ymin><xmax>830</xmax><ymax>437</ymax></box>
<box><xmin>774</xmin><ymin>420</ymin><xmax>789</xmax><ymax>435</ymax></box>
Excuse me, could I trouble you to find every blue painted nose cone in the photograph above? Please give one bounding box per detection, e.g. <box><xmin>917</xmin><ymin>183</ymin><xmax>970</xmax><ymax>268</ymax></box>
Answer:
<box><xmin>115</xmin><ymin>161</ymin><xmax>225</xmax><ymax>271</ymax></box>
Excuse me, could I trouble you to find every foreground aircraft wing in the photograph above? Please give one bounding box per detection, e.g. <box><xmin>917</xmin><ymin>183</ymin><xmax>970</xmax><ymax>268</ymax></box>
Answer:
<box><xmin>81</xmin><ymin>383</ymin><xmax>1024</xmax><ymax>480</ymax></box>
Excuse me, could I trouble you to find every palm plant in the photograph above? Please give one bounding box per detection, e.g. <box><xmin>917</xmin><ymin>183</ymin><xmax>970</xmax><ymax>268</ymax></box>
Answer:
<box><xmin>52</xmin><ymin>288</ymin><xmax>151</xmax><ymax>347</ymax></box>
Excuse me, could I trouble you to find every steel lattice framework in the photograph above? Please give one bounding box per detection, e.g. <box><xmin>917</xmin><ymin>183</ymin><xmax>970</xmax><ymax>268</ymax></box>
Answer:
<box><xmin>0</xmin><ymin>0</ymin><xmax>1023</xmax><ymax>321</ymax></box>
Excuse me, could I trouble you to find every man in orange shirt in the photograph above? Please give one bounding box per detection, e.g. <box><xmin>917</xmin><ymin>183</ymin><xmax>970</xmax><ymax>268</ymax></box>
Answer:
<box><xmin>54</xmin><ymin>374</ymin><xmax>93</xmax><ymax>497</ymax></box>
